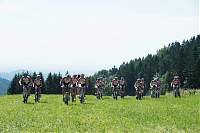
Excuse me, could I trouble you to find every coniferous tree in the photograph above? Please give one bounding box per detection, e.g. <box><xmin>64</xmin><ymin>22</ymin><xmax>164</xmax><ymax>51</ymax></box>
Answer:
<box><xmin>45</xmin><ymin>72</ymin><xmax>53</xmax><ymax>94</ymax></box>
<box><xmin>7</xmin><ymin>74</ymin><xmax>21</xmax><ymax>94</ymax></box>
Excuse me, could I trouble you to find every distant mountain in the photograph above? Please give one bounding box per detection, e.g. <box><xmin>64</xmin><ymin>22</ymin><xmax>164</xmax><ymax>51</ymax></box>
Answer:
<box><xmin>0</xmin><ymin>69</ymin><xmax>49</xmax><ymax>81</ymax></box>
<box><xmin>0</xmin><ymin>69</ymin><xmax>28</xmax><ymax>80</ymax></box>
<box><xmin>0</xmin><ymin>77</ymin><xmax>10</xmax><ymax>95</ymax></box>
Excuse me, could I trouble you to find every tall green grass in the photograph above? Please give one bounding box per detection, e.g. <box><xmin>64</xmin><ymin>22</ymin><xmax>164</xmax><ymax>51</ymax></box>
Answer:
<box><xmin>0</xmin><ymin>93</ymin><xmax>199</xmax><ymax>132</ymax></box>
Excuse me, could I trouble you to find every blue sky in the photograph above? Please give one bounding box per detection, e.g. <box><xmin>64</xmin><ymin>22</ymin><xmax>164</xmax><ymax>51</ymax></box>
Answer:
<box><xmin>0</xmin><ymin>0</ymin><xmax>199</xmax><ymax>75</ymax></box>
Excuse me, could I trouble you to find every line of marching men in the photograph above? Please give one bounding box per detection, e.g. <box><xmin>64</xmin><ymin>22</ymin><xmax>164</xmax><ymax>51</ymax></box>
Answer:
<box><xmin>18</xmin><ymin>73</ymin><xmax>87</xmax><ymax>104</ymax></box>
<box><xmin>19</xmin><ymin>73</ymin><xmax>42</xmax><ymax>103</ymax></box>
<box><xmin>104</xmin><ymin>76</ymin><xmax>181</xmax><ymax>100</ymax></box>
<box><xmin>18</xmin><ymin>72</ymin><xmax>181</xmax><ymax>104</ymax></box>
<box><xmin>60</xmin><ymin>74</ymin><xmax>87</xmax><ymax>104</ymax></box>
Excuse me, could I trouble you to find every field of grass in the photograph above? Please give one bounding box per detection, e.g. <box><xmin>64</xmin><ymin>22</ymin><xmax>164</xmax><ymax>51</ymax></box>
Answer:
<box><xmin>0</xmin><ymin>93</ymin><xmax>199</xmax><ymax>133</ymax></box>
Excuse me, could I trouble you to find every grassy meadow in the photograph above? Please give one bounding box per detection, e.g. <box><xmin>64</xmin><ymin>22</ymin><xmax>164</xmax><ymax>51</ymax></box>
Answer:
<box><xmin>0</xmin><ymin>93</ymin><xmax>199</xmax><ymax>132</ymax></box>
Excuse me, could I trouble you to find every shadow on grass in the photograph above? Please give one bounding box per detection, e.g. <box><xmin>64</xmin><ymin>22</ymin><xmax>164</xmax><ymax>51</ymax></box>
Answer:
<box><xmin>61</xmin><ymin>102</ymin><xmax>95</xmax><ymax>107</ymax></box>
<box><xmin>38</xmin><ymin>101</ymin><xmax>48</xmax><ymax>104</ymax></box>
<box><xmin>82</xmin><ymin>102</ymin><xmax>95</xmax><ymax>105</ymax></box>
<box><xmin>101</xmin><ymin>97</ymin><xmax>111</xmax><ymax>100</ymax></box>
<box><xmin>26</xmin><ymin>102</ymin><xmax>35</xmax><ymax>104</ymax></box>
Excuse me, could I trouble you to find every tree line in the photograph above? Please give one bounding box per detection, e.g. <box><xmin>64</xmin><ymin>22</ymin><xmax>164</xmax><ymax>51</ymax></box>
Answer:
<box><xmin>7</xmin><ymin>35</ymin><xmax>200</xmax><ymax>95</ymax></box>
<box><xmin>7</xmin><ymin>72</ymin><xmax>94</xmax><ymax>95</ymax></box>
<box><xmin>7</xmin><ymin>72</ymin><xmax>46</xmax><ymax>94</ymax></box>
<box><xmin>91</xmin><ymin>35</ymin><xmax>200</xmax><ymax>95</ymax></box>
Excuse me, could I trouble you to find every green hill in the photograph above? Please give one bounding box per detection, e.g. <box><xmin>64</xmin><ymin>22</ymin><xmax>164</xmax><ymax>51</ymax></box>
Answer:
<box><xmin>0</xmin><ymin>94</ymin><xmax>199</xmax><ymax>132</ymax></box>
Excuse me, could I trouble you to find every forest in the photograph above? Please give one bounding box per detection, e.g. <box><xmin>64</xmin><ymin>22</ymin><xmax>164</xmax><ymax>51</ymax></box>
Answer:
<box><xmin>7</xmin><ymin>35</ymin><xmax>200</xmax><ymax>96</ymax></box>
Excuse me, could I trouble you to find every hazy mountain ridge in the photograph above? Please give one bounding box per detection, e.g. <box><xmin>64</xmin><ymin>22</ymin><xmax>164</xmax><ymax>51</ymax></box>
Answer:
<box><xmin>0</xmin><ymin>69</ymin><xmax>27</xmax><ymax>80</ymax></box>
<box><xmin>0</xmin><ymin>77</ymin><xmax>10</xmax><ymax>94</ymax></box>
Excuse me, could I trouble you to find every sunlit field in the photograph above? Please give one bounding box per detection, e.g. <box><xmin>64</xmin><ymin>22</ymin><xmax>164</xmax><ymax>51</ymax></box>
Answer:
<box><xmin>0</xmin><ymin>93</ymin><xmax>199</xmax><ymax>132</ymax></box>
